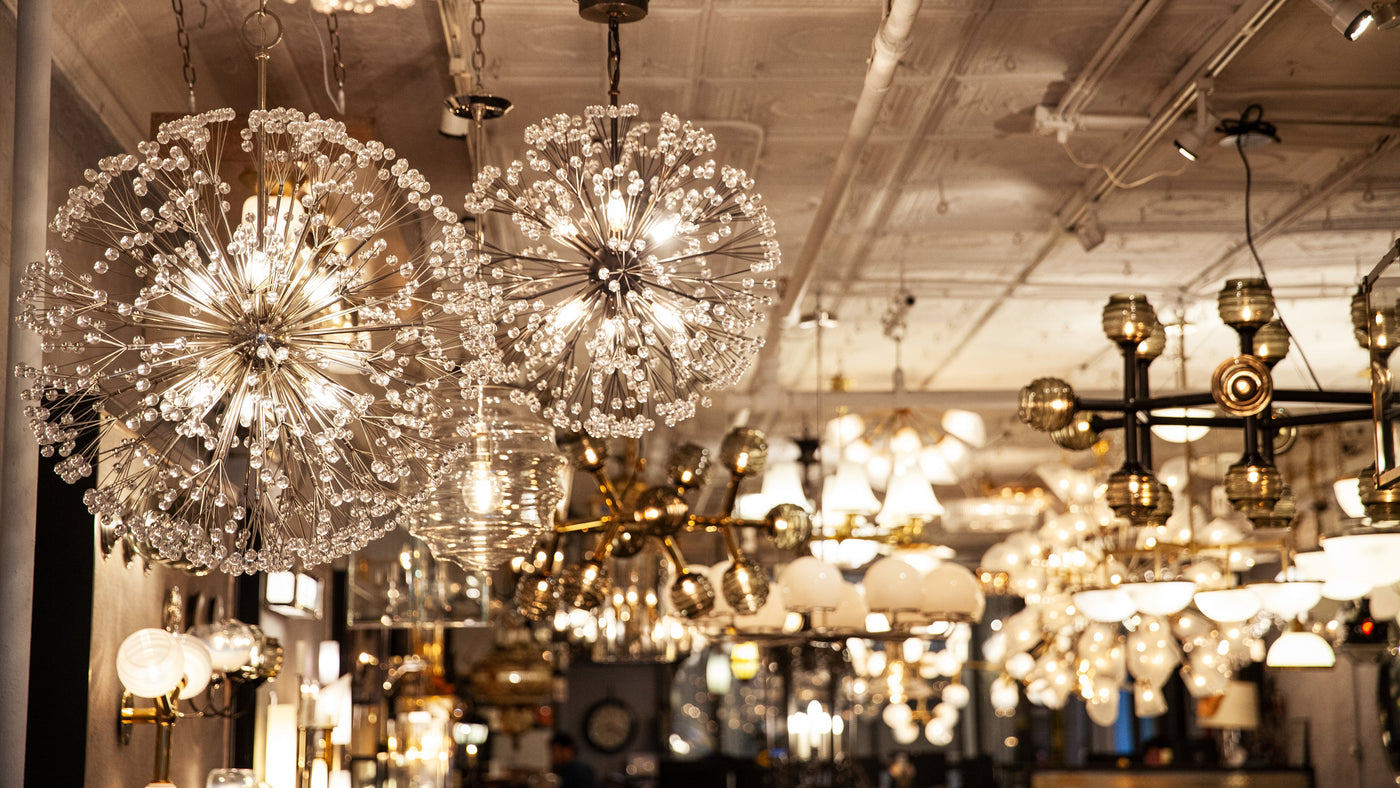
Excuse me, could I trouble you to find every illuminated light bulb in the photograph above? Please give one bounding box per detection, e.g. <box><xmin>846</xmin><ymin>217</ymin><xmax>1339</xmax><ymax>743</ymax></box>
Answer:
<box><xmin>650</xmin><ymin>214</ymin><xmax>680</xmax><ymax>243</ymax></box>
<box><xmin>890</xmin><ymin>426</ymin><xmax>923</xmax><ymax>456</ymax></box>
<box><xmin>605</xmin><ymin>189</ymin><xmax>628</xmax><ymax>232</ymax></box>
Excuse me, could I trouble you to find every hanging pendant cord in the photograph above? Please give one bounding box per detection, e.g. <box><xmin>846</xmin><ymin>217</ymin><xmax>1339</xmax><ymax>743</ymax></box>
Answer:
<box><xmin>608</xmin><ymin>16</ymin><xmax>621</xmax><ymax>160</ymax></box>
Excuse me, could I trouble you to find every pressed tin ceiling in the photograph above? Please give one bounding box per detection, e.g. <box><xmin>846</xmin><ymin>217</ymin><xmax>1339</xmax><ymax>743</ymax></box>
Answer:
<box><xmin>13</xmin><ymin>0</ymin><xmax>1400</xmax><ymax>470</ymax></box>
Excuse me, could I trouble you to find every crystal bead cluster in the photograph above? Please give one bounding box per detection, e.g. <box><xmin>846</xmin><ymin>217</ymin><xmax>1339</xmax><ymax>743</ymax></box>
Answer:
<box><xmin>17</xmin><ymin>108</ymin><xmax>503</xmax><ymax>574</ymax></box>
<box><xmin>466</xmin><ymin>104</ymin><xmax>781</xmax><ymax>438</ymax></box>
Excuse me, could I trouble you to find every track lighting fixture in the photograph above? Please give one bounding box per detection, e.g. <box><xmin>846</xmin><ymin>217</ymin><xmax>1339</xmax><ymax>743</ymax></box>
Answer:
<box><xmin>1217</xmin><ymin>105</ymin><xmax>1279</xmax><ymax>151</ymax></box>
<box><xmin>1374</xmin><ymin>1</ymin><xmax>1400</xmax><ymax>30</ymax></box>
<box><xmin>1311</xmin><ymin>0</ymin><xmax>1374</xmax><ymax>40</ymax></box>
<box><xmin>1174</xmin><ymin>88</ymin><xmax>1219</xmax><ymax>162</ymax></box>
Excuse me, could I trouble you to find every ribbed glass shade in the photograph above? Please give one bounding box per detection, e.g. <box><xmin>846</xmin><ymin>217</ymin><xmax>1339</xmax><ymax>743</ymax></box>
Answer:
<box><xmin>175</xmin><ymin>634</ymin><xmax>213</xmax><ymax>699</ymax></box>
<box><xmin>1252</xmin><ymin>320</ymin><xmax>1290</xmax><ymax>365</ymax></box>
<box><xmin>1194</xmin><ymin>588</ymin><xmax>1262</xmax><ymax>622</ymax></box>
<box><xmin>1217</xmin><ymin>278</ymin><xmax>1274</xmax><ymax>328</ymax></box>
<box><xmin>1266</xmin><ymin>630</ymin><xmax>1336</xmax><ymax>668</ymax></box>
<box><xmin>1102</xmin><ymin>293</ymin><xmax>1157</xmax><ymax>344</ymax></box>
<box><xmin>1073</xmin><ymin>588</ymin><xmax>1136</xmax><ymax>623</ymax></box>
<box><xmin>411</xmin><ymin>387</ymin><xmax>568</xmax><ymax>572</ymax></box>
<box><xmin>117</xmin><ymin>628</ymin><xmax>186</xmax><ymax>699</ymax></box>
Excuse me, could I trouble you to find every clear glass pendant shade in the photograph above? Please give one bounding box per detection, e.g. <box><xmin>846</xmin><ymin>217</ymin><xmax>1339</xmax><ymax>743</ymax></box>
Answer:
<box><xmin>411</xmin><ymin>387</ymin><xmax>569</xmax><ymax>572</ymax></box>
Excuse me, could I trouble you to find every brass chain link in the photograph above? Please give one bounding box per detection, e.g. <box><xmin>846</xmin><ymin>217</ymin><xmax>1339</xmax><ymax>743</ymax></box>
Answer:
<box><xmin>470</xmin><ymin>0</ymin><xmax>486</xmax><ymax>90</ymax></box>
<box><xmin>327</xmin><ymin>12</ymin><xmax>346</xmax><ymax>97</ymax></box>
<box><xmin>171</xmin><ymin>0</ymin><xmax>197</xmax><ymax>111</ymax></box>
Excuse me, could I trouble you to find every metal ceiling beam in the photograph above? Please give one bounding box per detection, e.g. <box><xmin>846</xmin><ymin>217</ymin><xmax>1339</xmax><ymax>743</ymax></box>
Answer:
<box><xmin>1183</xmin><ymin>132</ymin><xmax>1400</xmax><ymax>293</ymax></box>
<box><xmin>1056</xmin><ymin>0</ymin><xmax>1291</xmax><ymax>232</ymax></box>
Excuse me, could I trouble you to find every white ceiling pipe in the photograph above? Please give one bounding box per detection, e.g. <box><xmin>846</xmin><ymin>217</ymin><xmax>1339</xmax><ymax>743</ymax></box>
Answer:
<box><xmin>773</xmin><ymin>0</ymin><xmax>925</xmax><ymax>328</ymax></box>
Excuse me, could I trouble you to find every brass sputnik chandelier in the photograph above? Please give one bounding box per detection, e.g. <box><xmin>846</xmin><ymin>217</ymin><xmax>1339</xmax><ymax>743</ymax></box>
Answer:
<box><xmin>465</xmin><ymin>0</ymin><xmax>781</xmax><ymax>438</ymax></box>
<box><xmin>514</xmin><ymin>427</ymin><xmax>812</xmax><ymax>623</ymax></box>
<box><xmin>16</xmin><ymin>2</ymin><xmax>503</xmax><ymax>573</ymax></box>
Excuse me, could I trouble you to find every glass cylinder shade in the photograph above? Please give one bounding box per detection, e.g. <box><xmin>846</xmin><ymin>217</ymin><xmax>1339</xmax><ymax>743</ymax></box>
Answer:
<box><xmin>1101</xmin><ymin>293</ymin><xmax>1157</xmax><ymax>344</ymax></box>
<box><xmin>189</xmin><ymin>619</ymin><xmax>254</xmax><ymax>672</ymax></box>
<box><xmin>1217</xmin><ymin>278</ymin><xmax>1275</xmax><ymax>329</ymax></box>
<box><xmin>1121</xmin><ymin>581</ymin><xmax>1197</xmax><ymax>616</ymax></box>
<box><xmin>207</xmin><ymin>769</ymin><xmax>258</xmax><ymax>788</ymax></box>
<box><xmin>411</xmin><ymin>387</ymin><xmax>568</xmax><ymax>572</ymax></box>
<box><xmin>1249</xmin><ymin>581</ymin><xmax>1323</xmax><ymax>619</ymax></box>
<box><xmin>1072</xmin><ymin>588</ymin><xmax>1136</xmax><ymax>623</ymax></box>
<box><xmin>1193</xmin><ymin>588</ymin><xmax>1262</xmax><ymax>622</ymax></box>
<box><xmin>117</xmin><ymin>628</ymin><xmax>186</xmax><ymax>698</ymax></box>
<box><xmin>348</xmin><ymin>535</ymin><xmax>490</xmax><ymax>628</ymax></box>
<box><xmin>919</xmin><ymin>562</ymin><xmax>984</xmax><ymax>621</ymax></box>
<box><xmin>778</xmin><ymin>556</ymin><xmax>843</xmax><ymax>611</ymax></box>
<box><xmin>1266</xmin><ymin>630</ymin><xmax>1336</xmax><ymax>668</ymax></box>
<box><xmin>863</xmin><ymin>557</ymin><xmax>924</xmax><ymax>614</ymax></box>
<box><xmin>720</xmin><ymin>427</ymin><xmax>768</xmax><ymax>476</ymax></box>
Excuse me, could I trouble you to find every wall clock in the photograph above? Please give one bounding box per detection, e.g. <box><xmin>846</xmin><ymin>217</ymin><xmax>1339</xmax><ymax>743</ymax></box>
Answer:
<box><xmin>583</xmin><ymin>697</ymin><xmax>636</xmax><ymax>753</ymax></box>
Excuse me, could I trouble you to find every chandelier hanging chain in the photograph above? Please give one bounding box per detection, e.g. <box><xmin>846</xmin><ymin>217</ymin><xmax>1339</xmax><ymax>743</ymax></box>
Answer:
<box><xmin>242</xmin><ymin>0</ymin><xmax>284</xmax><ymax>253</ymax></box>
<box><xmin>607</xmin><ymin>17</ymin><xmax>622</xmax><ymax>160</ymax></box>
<box><xmin>171</xmin><ymin>0</ymin><xmax>198</xmax><ymax>112</ymax></box>
<box><xmin>470</xmin><ymin>0</ymin><xmax>486</xmax><ymax>90</ymax></box>
<box><xmin>327</xmin><ymin>12</ymin><xmax>346</xmax><ymax>111</ymax></box>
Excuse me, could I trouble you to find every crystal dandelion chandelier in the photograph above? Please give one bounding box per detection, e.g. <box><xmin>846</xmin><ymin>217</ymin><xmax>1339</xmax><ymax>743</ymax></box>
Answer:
<box><xmin>17</xmin><ymin>106</ymin><xmax>497</xmax><ymax>574</ymax></box>
<box><xmin>466</xmin><ymin>3</ymin><xmax>780</xmax><ymax>439</ymax></box>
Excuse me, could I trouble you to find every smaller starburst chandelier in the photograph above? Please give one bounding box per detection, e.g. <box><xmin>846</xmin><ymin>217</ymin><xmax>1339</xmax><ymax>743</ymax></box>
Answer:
<box><xmin>17</xmin><ymin>2</ymin><xmax>502</xmax><ymax>573</ymax></box>
<box><xmin>512</xmin><ymin>427</ymin><xmax>812</xmax><ymax>625</ymax></box>
<box><xmin>465</xmin><ymin>0</ymin><xmax>780</xmax><ymax>439</ymax></box>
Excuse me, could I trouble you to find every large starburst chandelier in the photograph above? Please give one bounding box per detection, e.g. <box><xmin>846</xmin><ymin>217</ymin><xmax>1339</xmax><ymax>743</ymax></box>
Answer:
<box><xmin>16</xmin><ymin>4</ymin><xmax>499</xmax><ymax>574</ymax></box>
<box><xmin>464</xmin><ymin>0</ymin><xmax>780</xmax><ymax>438</ymax></box>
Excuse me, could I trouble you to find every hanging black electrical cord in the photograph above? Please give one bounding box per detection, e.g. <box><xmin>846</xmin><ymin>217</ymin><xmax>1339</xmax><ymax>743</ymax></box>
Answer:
<box><xmin>1227</xmin><ymin>105</ymin><xmax>1325</xmax><ymax>391</ymax></box>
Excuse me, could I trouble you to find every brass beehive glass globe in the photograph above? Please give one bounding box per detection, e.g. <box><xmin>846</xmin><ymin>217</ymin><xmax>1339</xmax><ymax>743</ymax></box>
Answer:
<box><xmin>1018</xmin><ymin>377</ymin><xmax>1077</xmax><ymax>432</ymax></box>
<box><xmin>1102</xmin><ymin>293</ymin><xmax>1157</xmax><ymax>344</ymax></box>
<box><xmin>1217</xmin><ymin>278</ymin><xmax>1275</xmax><ymax>329</ymax></box>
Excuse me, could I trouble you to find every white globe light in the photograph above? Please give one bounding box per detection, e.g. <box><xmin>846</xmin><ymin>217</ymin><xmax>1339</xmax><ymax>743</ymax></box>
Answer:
<box><xmin>778</xmin><ymin>557</ymin><xmax>844</xmax><ymax>611</ymax></box>
<box><xmin>864</xmin><ymin>557</ymin><xmax>924</xmax><ymax>613</ymax></box>
<box><xmin>174</xmin><ymin>634</ymin><xmax>213</xmax><ymax>699</ymax></box>
<box><xmin>827</xmin><ymin>582</ymin><xmax>869</xmax><ymax>630</ymax></box>
<box><xmin>882</xmin><ymin>701</ymin><xmax>913</xmax><ymax>729</ymax></box>
<box><xmin>1121</xmin><ymin>581</ymin><xmax>1197</xmax><ymax>616</ymax></box>
<box><xmin>117</xmin><ymin>629</ymin><xmax>186</xmax><ymax>699</ymax></box>
<box><xmin>1072</xmin><ymin>588</ymin><xmax>1136</xmax><ymax>623</ymax></box>
<box><xmin>1193</xmin><ymin>587</ymin><xmax>1262</xmax><ymax>623</ymax></box>
<box><xmin>919</xmin><ymin>562</ymin><xmax>985</xmax><ymax>621</ymax></box>
<box><xmin>924</xmin><ymin>717</ymin><xmax>954</xmax><ymax>746</ymax></box>
<box><xmin>941</xmin><ymin>682</ymin><xmax>971</xmax><ymax>709</ymax></box>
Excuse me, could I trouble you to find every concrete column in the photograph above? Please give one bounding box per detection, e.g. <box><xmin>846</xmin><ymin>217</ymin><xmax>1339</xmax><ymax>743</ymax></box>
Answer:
<box><xmin>1</xmin><ymin>0</ymin><xmax>51</xmax><ymax>774</ymax></box>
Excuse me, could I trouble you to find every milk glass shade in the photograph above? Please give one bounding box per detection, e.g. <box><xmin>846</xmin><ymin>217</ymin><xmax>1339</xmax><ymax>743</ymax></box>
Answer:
<box><xmin>1150</xmin><ymin>409</ymin><xmax>1213</xmax><ymax>443</ymax></box>
<box><xmin>466</xmin><ymin>105</ymin><xmax>781</xmax><ymax>438</ymax></box>
<box><xmin>826</xmin><ymin>581</ymin><xmax>868</xmax><ymax>630</ymax></box>
<box><xmin>1334</xmin><ymin>477</ymin><xmax>1366</xmax><ymax>519</ymax></box>
<box><xmin>117</xmin><ymin>628</ymin><xmax>186</xmax><ymax>698</ymax></box>
<box><xmin>18</xmin><ymin>108</ymin><xmax>500</xmax><ymax>573</ymax></box>
<box><xmin>1193</xmin><ymin>588</ymin><xmax>1262</xmax><ymax>622</ymax></box>
<box><xmin>410</xmin><ymin>387</ymin><xmax>568</xmax><ymax>572</ymax></box>
<box><xmin>175</xmin><ymin>633</ymin><xmax>213</xmax><ymax>699</ymax></box>
<box><xmin>874</xmin><ymin>466</ymin><xmax>943</xmax><ymax>526</ymax></box>
<box><xmin>941</xmin><ymin>409</ymin><xmax>987</xmax><ymax>447</ymax></box>
<box><xmin>1121</xmin><ymin>581</ymin><xmax>1197</xmax><ymax>616</ymax></box>
<box><xmin>823</xmin><ymin>461</ymin><xmax>881</xmax><ymax>517</ymax></box>
<box><xmin>1249</xmin><ymin>582</ymin><xmax>1323</xmax><ymax>619</ymax></box>
<box><xmin>778</xmin><ymin>556</ymin><xmax>843</xmax><ymax>611</ymax></box>
<box><xmin>919</xmin><ymin>562</ymin><xmax>984</xmax><ymax>621</ymax></box>
<box><xmin>1322</xmin><ymin>532</ymin><xmax>1400</xmax><ymax>589</ymax></box>
<box><xmin>863</xmin><ymin>557</ymin><xmax>923</xmax><ymax>613</ymax></box>
<box><xmin>1073</xmin><ymin>588</ymin><xmax>1137</xmax><ymax>623</ymax></box>
<box><xmin>1266</xmin><ymin>629</ymin><xmax>1336</xmax><ymax>668</ymax></box>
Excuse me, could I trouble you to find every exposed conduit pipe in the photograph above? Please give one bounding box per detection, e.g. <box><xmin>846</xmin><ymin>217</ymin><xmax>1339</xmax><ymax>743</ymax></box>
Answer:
<box><xmin>746</xmin><ymin>0</ymin><xmax>923</xmax><ymax>402</ymax></box>
<box><xmin>774</xmin><ymin>0</ymin><xmax>923</xmax><ymax>327</ymax></box>
<box><xmin>2</xmin><ymin>0</ymin><xmax>51</xmax><ymax>774</ymax></box>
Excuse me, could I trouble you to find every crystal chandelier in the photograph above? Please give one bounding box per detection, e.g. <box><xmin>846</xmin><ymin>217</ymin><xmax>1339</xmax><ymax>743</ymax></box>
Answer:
<box><xmin>465</xmin><ymin>0</ymin><xmax>780</xmax><ymax>438</ymax></box>
<box><xmin>16</xmin><ymin>5</ymin><xmax>502</xmax><ymax>573</ymax></box>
